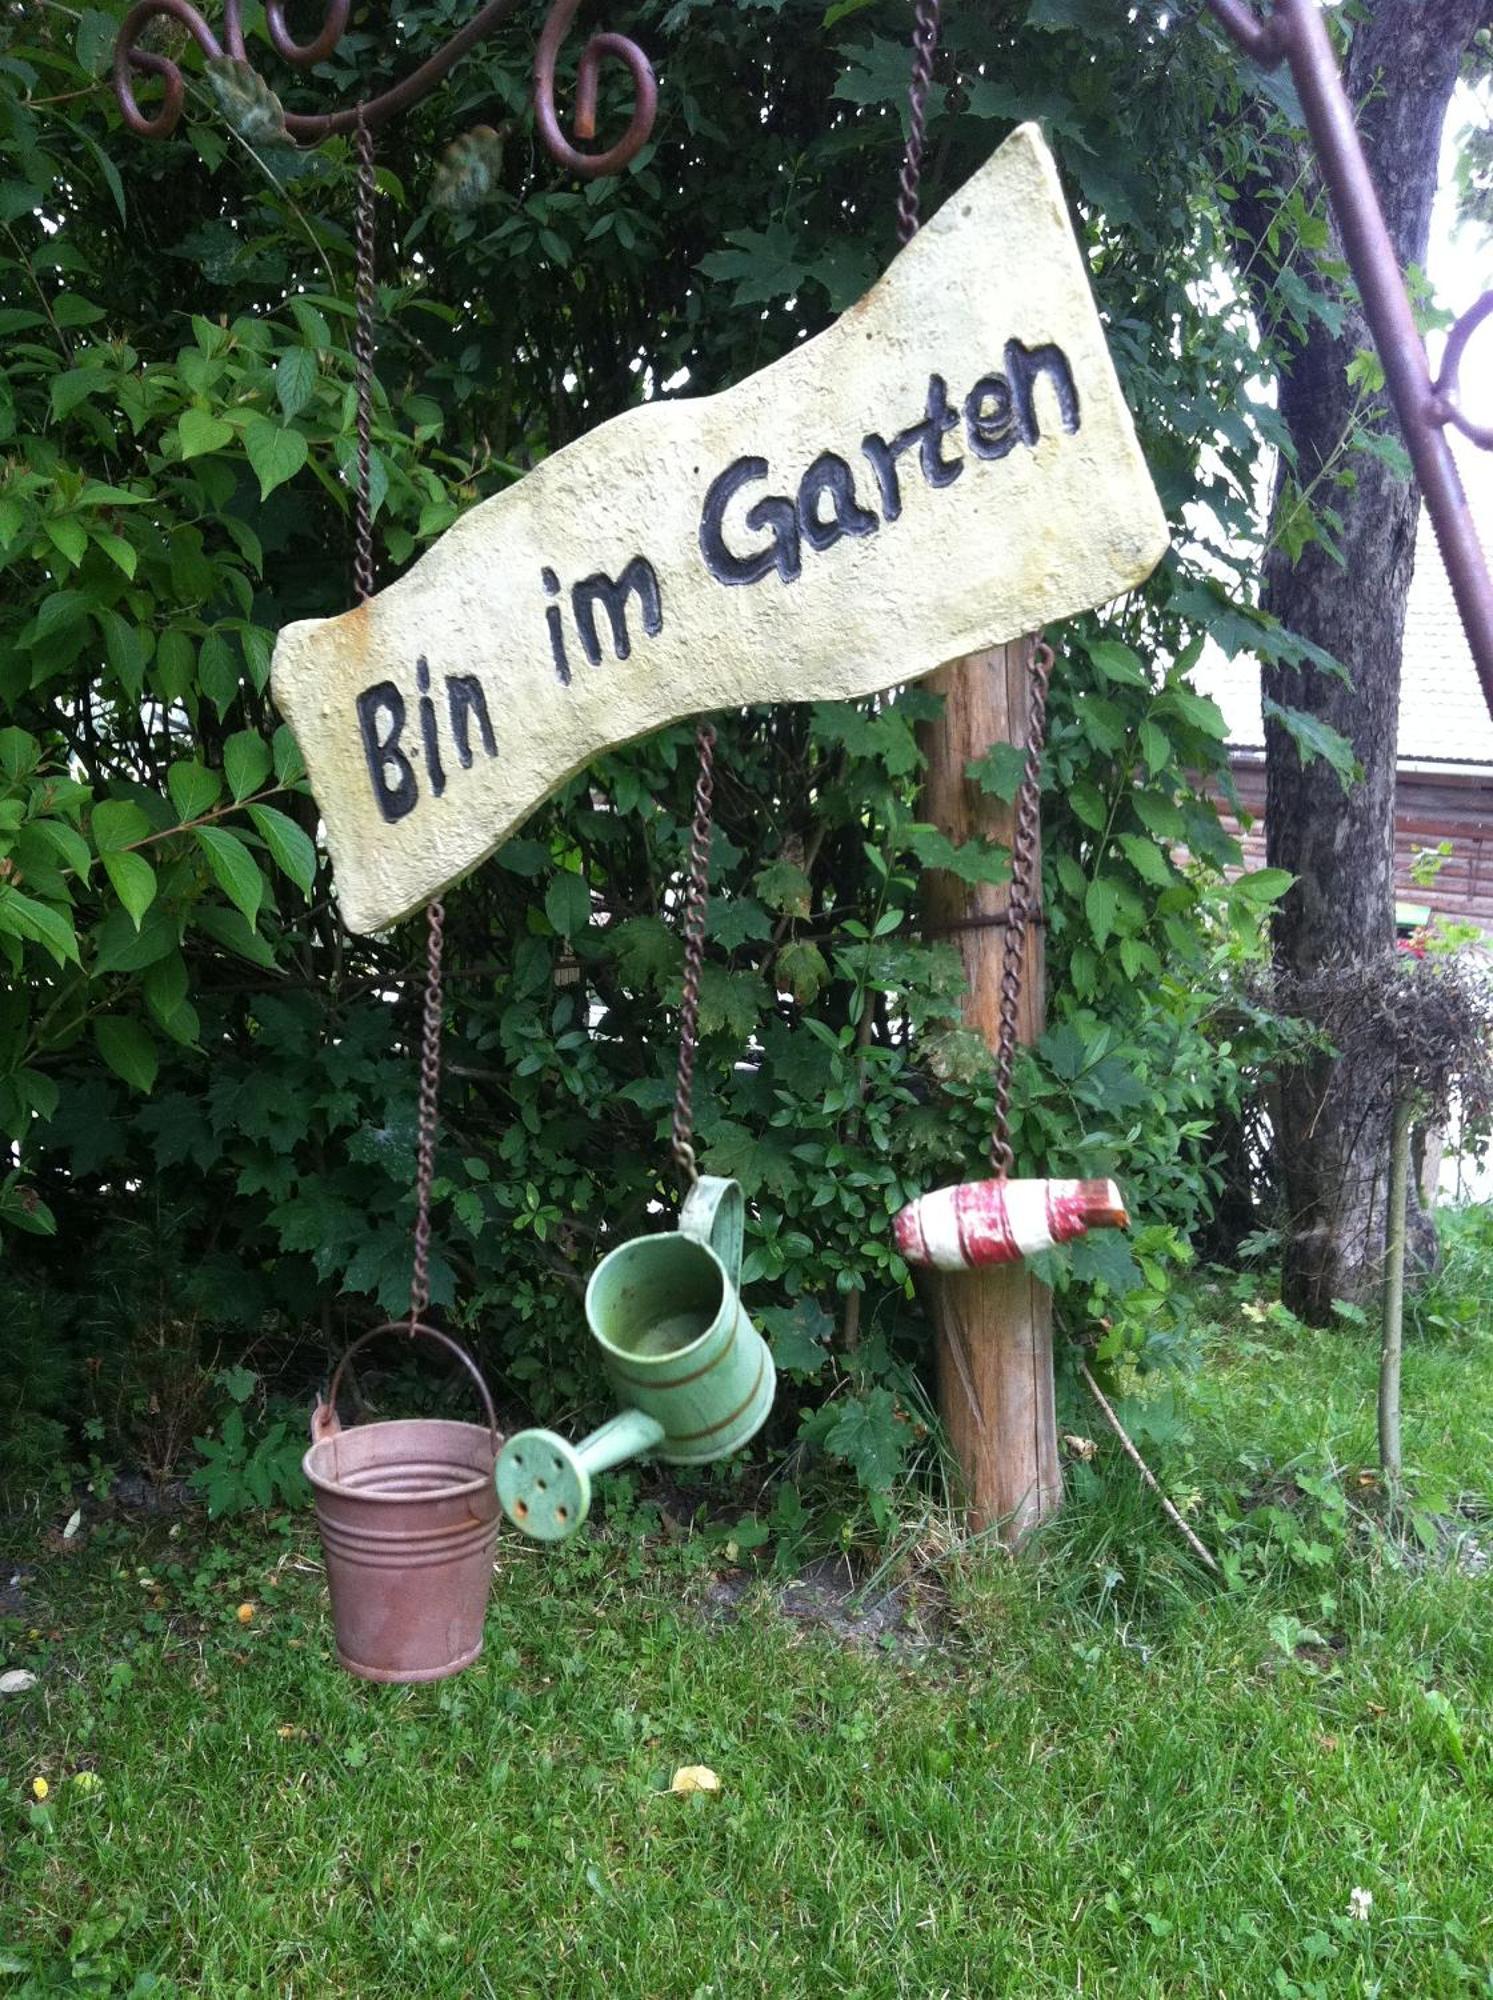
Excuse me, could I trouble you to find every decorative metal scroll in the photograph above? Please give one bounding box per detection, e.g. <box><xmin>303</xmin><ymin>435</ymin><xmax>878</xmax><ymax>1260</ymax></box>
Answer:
<box><xmin>1204</xmin><ymin>0</ymin><xmax>1493</xmax><ymax>715</ymax></box>
<box><xmin>111</xmin><ymin>0</ymin><xmax>657</xmax><ymax>176</ymax></box>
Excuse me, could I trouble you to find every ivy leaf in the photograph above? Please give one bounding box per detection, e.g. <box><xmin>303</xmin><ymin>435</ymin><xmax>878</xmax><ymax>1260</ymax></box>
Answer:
<box><xmin>754</xmin><ymin>858</ymin><xmax>813</xmax><ymax>918</ymax></box>
<box><xmin>966</xmin><ymin>741</ymin><xmax>1029</xmax><ymax>804</ymax></box>
<box><xmin>94</xmin><ymin>1015</ymin><xmax>158</xmax><ymax>1094</ymax></box>
<box><xmin>759</xmin><ymin>1297</ymin><xmax>833</xmax><ymax>1378</ymax></box>
<box><xmin>1085</xmin><ymin>875</ymin><xmax>1120</xmax><ymax>950</ymax></box>
<box><xmin>821</xmin><ymin>1387</ymin><xmax>907</xmax><ymax>1491</ymax></box>
<box><xmin>775</xmin><ymin>940</ymin><xmax>828</xmax><ymax>1006</ymax></box>
<box><xmin>699</xmin><ymin>223</ymin><xmax>809</xmax><ymax>307</ymax></box>
<box><xmin>103</xmin><ymin>849</ymin><xmax>157</xmax><ymax>930</ymax></box>
<box><xmin>179</xmin><ymin>408</ymin><xmax>234</xmax><ymax>459</ymax></box>
<box><xmin>611</xmin><ymin>915</ymin><xmax>680</xmax><ymax>990</ymax></box>
<box><xmin>248</xmin><ymin>804</ymin><xmax>315</xmax><ymax>894</ymax></box>
<box><xmin>708</xmin><ymin>895</ymin><xmax>772</xmax><ymax>950</ymax></box>
<box><xmin>274</xmin><ymin>346</ymin><xmax>317</xmax><ymax>421</ymax></box>
<box><xmin>545</xmin><ymin>870</ymin><xmax>591</xmax><ymax>937</ymax></box>
<box><xmin>243</xmin><ymin>418</ymin><xmax>308</xmax><ymax>500</ymax></box>
<box><xmin>223</xmin><ymin>731</ymin><xmax>271</xmax><ymax>801</ymax></box>
<box><xmin>168</xmin><ymin>761</ymin><xmax>221</xmax><ymax>822</ymax></box>
<box><xmin>195</xmin><ymin>826</ymin><xmax>264</xmax><ymax>928</ymax></box>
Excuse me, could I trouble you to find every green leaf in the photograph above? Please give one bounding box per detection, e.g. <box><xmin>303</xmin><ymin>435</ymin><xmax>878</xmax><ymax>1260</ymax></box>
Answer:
<box><xmin>195</xmin><ymin>825</ymin><xmax>264</xmax><ymax>928</ymax></box>
<box><xmin>754</xmin><ymin>858</ymin><xmax>813</xmax><ymax>918</ymax></box>
<box><xmin>1233</xmin><ymin>867</ymin><xmax>1296</xmax><ymax>905</ymax></box>
<box><xmin>91</xmin><ymin>798</ymin><xmax>151</xmax><ymax>853</ymax></box>
<box><xmin>274</xmin><ymin>346</ymin><xmax>317</xmax><ymax>421</ymax></box>
<box><xmin>248</xmin><ymin>804</ymin><xmax>315</xmax><ymax>894</ymax></box>
<box><xmin>759</xmin><ymin>1297</ymin><xmax>833</xmax><ymax>1376</ymax></box>
<box><xmin>1086</xmin><ymin>639</ymin><xmax>1149</xmax><ymax>687</ymax></box>
<box><xmin>821</xmin><ymin>1387</ymin><xmax>906</xmax><ymax>1491</ymax></box>
<box><xmin>699</xmin><ymin>223</ymin><xmax>810</xmax><ymax>307</ymax></box>
<box><xmin>272</xmin><ymin>725</ymin><xmax>305</xmax><ymax>787</ymax></box>
<box><xmin>223</xmin><ymin>731</ymin><xmax>271</xmax><ymax>801</ymax></box>
<box><xmin>775</xmin><ymin>939</ymin><xmax>827</xmax><ymax>1005</ymax></box>
<box><xmin>243</xmin><ymin>418</ymin><xmax>308</xmax><ymax>500</ymax></box>
<box><xmin>1262</xmin><ymin>699</ymin><xmax>1360</xmax><ymax>792</ymax></box>
<box><xmin>94</xmin><ymin>903</ymin><xmax>178</xmax><ymax>973</ymax></box>
<box><xmin>103</xmin><ymin>848</ymin><xmax>157</xmax><ymax>929</ymax></box>
<box><xmin>168</xmin><ymin>761</ymin><xmax>221</xmax><ymax>821</ymax></box>
<box><xmin>544</xmin><ymin>870</ymin><xmax>591</xmax><ymax>937</ymax></box>
<box><xmin>708</xmin><ymin>895</ymin><xmax>772</xmax><ymax>950</ymax></box>
<box><xmin>43</xmin><ymin>516</ymin><xmax>87</xmax><ymax>565</ymax></box>
<box><xmin>94</xmin><ymin>1016</ymin><xmax>158</xmax><ymax>1094</ymax></box>
<box><xmin>0</xmin><ymin>888</ymin><xmax>79</xmax><ymax>965</ymax></box>
<box><xmin>192</xmin><ymin>903</ymin><xmax>275</xmax><ymax>968</ymax></box>
<box><xmin>1117</xmin><ymin>832</ymin><xmax>1174</xmax><ymax>889</ymax></box>
<box><xmin>179</xmin><ymin>408</ymin><xmax>235</xmax><ymax>460</ymax></box>
<box><xmin>966</xmin><ymin>741</ymin><xmax>1030</xmax><ymax>803</ymax></box>
<box><xmin>1085</xmin><ymin>875</ymin><xmax>1120</xmax><ymax>950</ymax></box>
<box><xmin>199</xmin><ymin>630</ymin><xmax>240</xmax><ymax>717</ymax></box>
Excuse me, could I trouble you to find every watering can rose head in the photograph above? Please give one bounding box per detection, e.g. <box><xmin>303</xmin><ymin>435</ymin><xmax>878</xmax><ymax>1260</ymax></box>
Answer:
<box><xmin>893</xmin><ymin>1177</ymin><xmax>1128</xmax><ymax>1272</ymax></box>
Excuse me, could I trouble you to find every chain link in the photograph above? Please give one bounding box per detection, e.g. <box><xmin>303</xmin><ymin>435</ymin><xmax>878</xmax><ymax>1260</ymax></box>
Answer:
<box><xmin>409</xmin><ymin>896</ymin><xmax>446</xmax><ymax>1327</ymax></box>
<box><xmin>353</xmin><ymin>106</ymin><xmax>377</xmax><ymax>608</ymax></box>
<box><xmin>989</xmin><ymin>638</ymin><xmax>1053</xmax><ymax>1179</ymax></box>
<box><xmin>670</xmin><ymin>723</ymin><xmax>717</xmax><ymax>1184</ymax></box>
<box><xmin>895</xmin><ymin>0</ymin><xmax>943</xmax><ymax>247</ymax></box>
<box><xmin>349</xmin><ymin>107</ymin><xmax>447</xmax><ymax>1326</ymax></box>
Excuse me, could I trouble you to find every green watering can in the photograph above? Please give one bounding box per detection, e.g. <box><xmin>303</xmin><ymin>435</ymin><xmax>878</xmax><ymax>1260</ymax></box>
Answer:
<box><xmin>497</xmin><ymin>1177</ymin><xmax>775</xmax><ymax>1541</ymax></box>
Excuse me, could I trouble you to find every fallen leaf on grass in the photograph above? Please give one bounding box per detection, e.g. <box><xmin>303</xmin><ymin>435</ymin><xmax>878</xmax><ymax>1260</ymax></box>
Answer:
<box><xmin>62</xmin><ymin>1509</ymin><xmax>81</xmax><ymax>1541</ymax></box>
<box><xmin>670</xmin><ymin>1765</ymin><xmax>720</xmax><ymax>1795</ymax></box>
<box><xmin>0</xmin><ymin>1670</ymin><xmax>37</xmax><ymax>1695</ymax></box>
<box><xmin>236</xmin><ymin>1602</ymin><xmax>255</xmax><ymax>1624</ymax></box>
<box><xmin>30</xmin><ymin>1776</ymin><xmax>48</xmax><ymax>1800</ymax></box>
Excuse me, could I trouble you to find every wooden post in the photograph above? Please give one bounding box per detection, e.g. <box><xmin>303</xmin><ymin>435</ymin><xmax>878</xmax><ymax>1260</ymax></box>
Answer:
<box><xmin>917</xmin><ymin>639</ymin><xmax>1062</xmax><ymax>1543</ymax></box>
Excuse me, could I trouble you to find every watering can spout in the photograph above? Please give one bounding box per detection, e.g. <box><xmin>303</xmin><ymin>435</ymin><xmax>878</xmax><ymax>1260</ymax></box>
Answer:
<box><xmin>498</xmin><ymin>1412</ymin><xmax>666</xmax><ymax>1542</ymax></box>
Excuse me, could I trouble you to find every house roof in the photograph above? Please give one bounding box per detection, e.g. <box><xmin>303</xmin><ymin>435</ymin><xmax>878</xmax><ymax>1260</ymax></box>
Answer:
<box><xmin>1193</xmin><ymin>432</ymin><xmax>1493</xmax><ymax>768</ymax></box>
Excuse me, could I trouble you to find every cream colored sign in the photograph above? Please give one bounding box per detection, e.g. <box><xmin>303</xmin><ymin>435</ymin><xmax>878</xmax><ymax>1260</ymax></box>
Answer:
<box><xmin>272</xmin><ymin>123</ymin><xmax>1168</xmax><ymax>934</ymax></box>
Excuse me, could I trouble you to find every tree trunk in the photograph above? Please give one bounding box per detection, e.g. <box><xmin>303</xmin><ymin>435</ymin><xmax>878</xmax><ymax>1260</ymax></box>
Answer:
<box><xmin>1250</xmin><ymin>0</ymin><xmax>1486</xmax><ymax>1320</ymax></box>
<box><xmin>916</xmin><ymin>640</ymin><xmax>1062</xmax><ymax>1543</ymax></box>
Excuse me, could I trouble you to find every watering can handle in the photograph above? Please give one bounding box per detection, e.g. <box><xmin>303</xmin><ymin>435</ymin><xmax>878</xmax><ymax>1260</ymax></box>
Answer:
<box><xmin>311</xmin><ymin>1319</ymin><xmax>500</xmax><ymax>1453</ymax></box>
<box><xmin>678</xmin><ymin>1175</ymin><xmax>743</xmax><ymax>1290</ymax></box>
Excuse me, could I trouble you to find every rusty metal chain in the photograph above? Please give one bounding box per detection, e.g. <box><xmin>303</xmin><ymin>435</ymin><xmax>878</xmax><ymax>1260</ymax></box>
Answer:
<box><xmin>352</xmin><ymin>106</ymin><xmax>377</xmax><ymax>608</ymax></box>
<box><xmin>409</xmin><ymin>895</ymin><xmax>447</xmax><ymax>1327</ymax></box>
<box><xmin>670</xmin><ymin>723</ymin><xmax>718</xmax><ymax>1185</ymax></box>
<box><xmin>989</xmin><ymin>639</ymin><xmax>1053</xmax><ymax>1180</ymax></box>
<box><xmin>896</xmin><ymin>0</ymin><xmax>943</xmax><ymax>246</ymax></box>
<box><xmin>349</xmin><ymin>106</ymin><xmax>446</xmax><ymax>1328</ymax></box>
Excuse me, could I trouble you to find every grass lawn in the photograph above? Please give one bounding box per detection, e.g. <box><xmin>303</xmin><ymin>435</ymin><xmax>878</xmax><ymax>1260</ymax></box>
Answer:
<box><xmin>5</xmin><ymin>1265</ymin><xmax>1493</xmax><ymax>1999</ymax></box>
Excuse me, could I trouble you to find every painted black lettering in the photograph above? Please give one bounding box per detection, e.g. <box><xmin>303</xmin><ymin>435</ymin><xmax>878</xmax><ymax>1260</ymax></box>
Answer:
<box><xmin>572</xmin><ymin>556</ymin><xmax>664</xmax><ymax>665</ymax></box>
<box><xmin>1005</xmin><ymin>338</ymin><xmax>1080</xmax><ymax>446</ymax></box>
<box><xmin>860</xmin><ymin>373</ymin><xmax>962</xmax><ymax>522</ymax></box>
<box><xmin>796</xmin><ymin>452</ymin><xmax>878</xmax><ymax>552</ymax></box>
<box><xmin>356</xmin><ymin>682</ymin><xmax>418</xmax><ymax>824</ymax></box>
<box><xmin>446</xmin><ymin>675</ymin><xmax>496</xmax><ymax>770</ymax></box>
<box><xmin>964</xmin><ymin>374</ymin><xmax>1017</xmax><ymax>460</ymax></box>
<box><xmin>416</xmin><ymin>656</ymin><xmax>445</xmax><ymax>799</ymax></box>
<box><xmin>541</xmin><ymin>566</ymin><xmax>571</xmax><ymax>685</ymax></box>
<box><xmin>699</xmin><ymin>456</ymin><xmax>802</xmax><ymax>586</ymax></box>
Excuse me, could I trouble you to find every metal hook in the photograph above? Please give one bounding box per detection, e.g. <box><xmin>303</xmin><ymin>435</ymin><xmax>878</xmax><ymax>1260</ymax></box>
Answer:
<box><xmin>112</xmin><ymin>0</ymin><xmax>658</xmax><ymax>166</ymax></box>
<box><xmin>1432</xmin><ymin>291</ymin><xmax>1493</xmax><ymax>454</ymax></box>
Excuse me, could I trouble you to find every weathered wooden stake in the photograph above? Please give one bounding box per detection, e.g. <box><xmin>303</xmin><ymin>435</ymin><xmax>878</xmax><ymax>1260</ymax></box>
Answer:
<box><xmin>918</xmin><ymin>639</ymin><xmax>1062</xmax><ymax>1543</ymax></box>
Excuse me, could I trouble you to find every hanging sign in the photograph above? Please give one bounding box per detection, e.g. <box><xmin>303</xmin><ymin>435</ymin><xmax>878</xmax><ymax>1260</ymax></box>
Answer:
<box><xmin>272</xmin><ymin>123</ymin><xmax>1168</xmax><ymax>934</ymax></box>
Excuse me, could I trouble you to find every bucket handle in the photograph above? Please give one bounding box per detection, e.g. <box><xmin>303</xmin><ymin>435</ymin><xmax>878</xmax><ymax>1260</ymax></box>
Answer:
<box><xmin>311</xmin><ymin>1320</ymin><xmax>500</xmax><ymax>1454</ymax></box>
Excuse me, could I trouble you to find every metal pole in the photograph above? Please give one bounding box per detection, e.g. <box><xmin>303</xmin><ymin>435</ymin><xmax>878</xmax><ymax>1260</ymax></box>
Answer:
<box><xmin>1204</xmin><ymin>0</ymin><xmax>1493</xmax><ymax>715</ymax></box>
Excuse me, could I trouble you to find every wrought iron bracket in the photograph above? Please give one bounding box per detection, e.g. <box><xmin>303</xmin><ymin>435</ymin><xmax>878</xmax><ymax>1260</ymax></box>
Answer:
<box><xmin>1204</xmin><ymin>0</ymin><xmax>1493</xmax><ymax>713</ymax></box>
<box><xmin>111</xmin><ymin>0</ymin><xmax>657</xmax><ymax>177</ymax></box>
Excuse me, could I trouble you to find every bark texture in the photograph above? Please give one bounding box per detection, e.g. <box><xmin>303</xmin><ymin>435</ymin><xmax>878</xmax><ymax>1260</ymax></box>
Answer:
<box><xmin>916</xmin><ymin>641</ymin><xmax>1061</xmax><ymax>1543</ymax></box>
<box><xmin>1246</xmin><ymin>0</ymin><xmax>1487</xmax><ymax>1320</ymax></box>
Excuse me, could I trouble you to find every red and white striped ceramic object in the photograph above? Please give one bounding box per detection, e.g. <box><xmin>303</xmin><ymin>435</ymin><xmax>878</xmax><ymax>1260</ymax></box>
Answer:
<box><xmin>893</xmin><ymin>1177</ymin><xmax>1129</xmax><ymax>1272</ymax></box>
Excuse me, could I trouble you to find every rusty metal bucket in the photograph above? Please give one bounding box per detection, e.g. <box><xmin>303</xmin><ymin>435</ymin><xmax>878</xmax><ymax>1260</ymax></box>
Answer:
<box><xmin>303</xmin><ymin>1323</ymin><xmax>502</xmax><ymax>1684</ymax></box>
